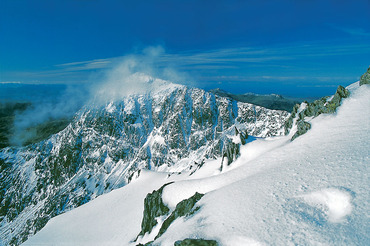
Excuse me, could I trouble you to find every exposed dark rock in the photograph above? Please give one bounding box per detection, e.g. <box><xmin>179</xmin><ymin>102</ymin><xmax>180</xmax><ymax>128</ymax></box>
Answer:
<box><xmin>291</xmin><ymin>120</ymin><xmax>311</xmax><ymax>141</ymax></box>
<box><xmin>220</xmin><ymin>127</ymin><xmax>248</xmax><ymax>170</ymax></box>
<box><xmin>174</xmin><ymin>238</ymin><xmax>219</xmax><ymax>246</ymax></box>
<box><xmin>189</xmin><ymin>159</ymin><xmax>205</xmax><ymax>176</ymax></box>
<box><xmin>285</xmin><ymin>85</ymin><xmax>350</xmax><ymax>140</ymax></box>
<box><xmin>359</xmin><ymin>66</ymin><xmax>370</xmax><ymax>86</ymax></box>
<box><xmin>235</xmin><ymin>127</ymin><xmax>248</xmax><ymax>145</ymax></box>
<box><xmin>128</xmin><ymin>169</ymin><xmax>141</xmax><ymax>183</ymax></box>
<box><xmin>137</xmin><ymin>182</ymin><xmax>173</xmax><ymax>237</ymax></box>
<box><xmin>284</xmin><ymin>104</ymin><xmax>299</xmax><ymax>135</ymax></box>
<box><xmin>155</xmin><ymin>192</ymin><xmax>204</xmax><ymax>240</ymax></box>
<box><xmin>336</xmin><ymin>85</ymin><xmax>350</xmax><ymax>98</ymax></box>
<box><xmin>325</xmin><ymin>85</ymin><xmax>350</xmax><ymax>114</ymax></box>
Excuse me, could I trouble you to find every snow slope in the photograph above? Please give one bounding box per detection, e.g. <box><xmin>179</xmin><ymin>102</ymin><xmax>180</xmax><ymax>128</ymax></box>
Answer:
<box><xmin>24</xmin><ymin>83</ymin><xmax>370</xmax><ymax>245</ymax></box>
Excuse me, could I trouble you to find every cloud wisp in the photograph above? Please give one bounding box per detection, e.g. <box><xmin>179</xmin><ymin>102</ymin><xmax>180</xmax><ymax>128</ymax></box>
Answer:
<box><xmin>88</xmin><ymin>46</ymin><xmax>196</xmax><ymax>104</ymax></box>
<box><xmin>6</xmin><ymin>41</ymin><xmax>370</xmax><ymax>86</ymax></box>
<box><xmin>9</xmin><ymin>46</ymin><xmax>192</xmax><ymax>145</ymax></box>
<box><xmin>51</xmin><ymin>41</ymin><xmax>370</xmax><ymax>79</ymax></box>
<box><xmin>56</xmin><ymin>58</ymin><xmax>114</xmax><ymax>71</ymax></box>
<box><xmin>10</xmin><ymin>84</ymin><xmax>89</xmax><ymax>146</ymax></box>
<box><xmin>328</xmin><ymin>24</ymin><xmax>370</xmax><ymax>37</ymax></box>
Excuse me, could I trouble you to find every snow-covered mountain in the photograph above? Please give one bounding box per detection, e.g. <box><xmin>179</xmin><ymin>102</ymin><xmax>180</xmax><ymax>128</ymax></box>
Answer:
<box><xmin>22</xmin><ymin>78</ymin><xmax>370</xmax><ymax>245</ymax></box>
<box><xmin>0</xmin><ymin>75</ymin><xmax>289</xmax><ymax>245</ymax></box>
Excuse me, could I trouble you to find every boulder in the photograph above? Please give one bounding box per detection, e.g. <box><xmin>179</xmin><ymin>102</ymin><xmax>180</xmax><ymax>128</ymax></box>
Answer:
<box><xmin>137</xmin><ymin>182</ymin><xmax>173</xmax><ymax>237</ymax></box>
<box><xmin>155</xmin><ymin>192</ymin><xmax>204</xmax><ymax>240</ymax></box>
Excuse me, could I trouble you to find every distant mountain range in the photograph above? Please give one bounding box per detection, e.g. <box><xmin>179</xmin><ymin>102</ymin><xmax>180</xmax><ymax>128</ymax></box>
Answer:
<box><xmin>0</xmin><ymin>102</ymin><xmax>70</xmax><ymax>148</ymax></box>
<box><xmin>209</xmin><ymin>88</ymin><xmax>301</xmax><ymax>112</ymax></box>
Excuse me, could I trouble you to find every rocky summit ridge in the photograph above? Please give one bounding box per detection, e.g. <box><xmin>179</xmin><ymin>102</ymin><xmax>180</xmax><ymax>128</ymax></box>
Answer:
<box><xmin>0</xmin><ymin>79</ymin><xmax>289</xmax><ymax>245</ymax></box>
<box><xmin>359</xmin><ymin>66</ymin><xmax>370</xmax><ymax>86</ymax></box>
<box><xmin>285</xmin><ymin>66</ymin><xmax>370</xmax><ymax>141</ymax></box>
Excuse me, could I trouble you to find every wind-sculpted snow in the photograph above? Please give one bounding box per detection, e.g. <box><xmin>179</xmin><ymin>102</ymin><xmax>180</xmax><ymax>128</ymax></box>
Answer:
<box><xmin>0</xmin><ymin>80</ymin><xmax>288</xmax><ymax>245</ymax></box>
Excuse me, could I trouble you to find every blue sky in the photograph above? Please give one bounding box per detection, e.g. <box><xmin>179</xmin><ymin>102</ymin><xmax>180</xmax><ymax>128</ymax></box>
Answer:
<box><xmin>1</xmin><ymin>0</ymin><xmax>370</xmax><ymax>97</ymax></box>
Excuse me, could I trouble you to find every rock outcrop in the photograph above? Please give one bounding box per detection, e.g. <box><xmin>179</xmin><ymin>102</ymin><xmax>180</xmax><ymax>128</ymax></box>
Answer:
<box><xmin>220</xmin><ymin>127</ymin><xmax>248</xmax><ymax>170</ymax></box>
<box><xmin>155</xmin><ymin>192</ymin><xmax>204</xmax><ymax>240</ymax></box>
<box><xmin>286</xmin><ymin>85</ymin><xmax>350</xmax><ymax>141</ymax></box>
<box><xmin>174</xmin><ymin>238</ymin><xmax>219</xmax><ymax>246</ymax></box>
<box><xmin>359</xmin><ymin>66</ymin><xmax>370</xmax><ymax>86</ymax></box>
<box><xmin>137</xmin><ymin>182</ymin><xmax>173</xmax><ymax>237</ymax></box>
<box><xmin>135</xmin><ymin>187</ymin><xmax>204</xmax><ymax>245</ymax></box>
<box><xmin>291</xmin><ymin>120</ymin><xmax>312</xmax><ymax>141</ymax></box>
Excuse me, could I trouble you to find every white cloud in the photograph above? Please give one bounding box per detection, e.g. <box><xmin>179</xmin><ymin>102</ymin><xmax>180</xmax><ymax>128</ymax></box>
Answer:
<box><xmin>0</xmin><ymin>81</ymin><xmax>22</xmax><ymax>84</ymax></box>
<box><xmin>56</xmin><ymin>58</ymin><xmax>115</xmax><ymax>71</ymax></box>
<box><xmin>5</xmin><ymin>42</ymin><xmax>369</xmax><ymax>85</ymax></box>
<box><xmin>328</xmin><ymin>24</ymin><xmax>370</xmax><ymax>37</ymax></box>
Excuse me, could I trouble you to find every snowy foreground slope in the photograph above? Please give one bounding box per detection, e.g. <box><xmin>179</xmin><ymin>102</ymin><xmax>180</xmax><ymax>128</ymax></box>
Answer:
<box><xmin>24</xmin><ymin>82</ymin><xmax>369</xmax><ymax>245</ymax></box>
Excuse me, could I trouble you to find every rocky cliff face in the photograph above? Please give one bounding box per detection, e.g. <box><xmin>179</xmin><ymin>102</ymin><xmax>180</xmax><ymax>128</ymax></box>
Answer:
<box><xmin>0</xmin><ymin>78</ymin><xmax>289</xmax><ymax>245</ymax></box>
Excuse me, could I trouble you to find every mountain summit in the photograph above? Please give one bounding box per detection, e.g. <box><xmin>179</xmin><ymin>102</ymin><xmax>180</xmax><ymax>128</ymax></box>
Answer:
<box><xmin>0</xmin><ymin>79</ymin><xmax>288</xmax><ymax>245</ymax></box>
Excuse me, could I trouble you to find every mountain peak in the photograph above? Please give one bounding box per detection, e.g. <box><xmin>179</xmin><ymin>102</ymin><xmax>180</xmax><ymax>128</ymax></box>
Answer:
<box><xmin>92</xmin><ymin>73</ymin><xmax>184</xmax><ymax>104</ymax></box>
<box><xmin>0</xmin><ymin>84</ymin><xmax>289</xmax><ymax>245</ymax></box>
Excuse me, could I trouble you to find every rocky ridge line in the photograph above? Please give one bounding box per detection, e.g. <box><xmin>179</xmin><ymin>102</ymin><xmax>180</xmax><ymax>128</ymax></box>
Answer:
<box><xmin>285</xmin><ymin>85</ymin><xmax>350</xmax><ymax>141</ymax></box>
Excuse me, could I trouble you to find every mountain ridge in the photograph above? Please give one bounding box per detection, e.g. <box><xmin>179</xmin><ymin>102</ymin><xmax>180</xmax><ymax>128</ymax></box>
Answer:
<box><xmin>0</xmin><ymin>81</ymin><xmax>289</xmax><ymax>245</ymax></box>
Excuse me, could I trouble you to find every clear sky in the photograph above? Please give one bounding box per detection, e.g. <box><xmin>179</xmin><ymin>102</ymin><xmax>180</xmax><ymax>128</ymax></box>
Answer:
<box><xmin>1</xmin><ymin>0</ymin><xmax>370</xmax><ymax>97</ymax></box>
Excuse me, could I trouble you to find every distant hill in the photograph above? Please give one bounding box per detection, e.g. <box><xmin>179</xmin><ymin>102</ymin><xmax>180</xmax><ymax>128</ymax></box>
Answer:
<box><xmin>0</xmin><ymin>102</ymin><xmax>70</xmax><ymax>148</ymax></box>
<box><xmin>0</xmin><ymin>83</ymin><xmax>83</xmax><ymax>148</ymax></box>
<box><xmin>0</xmin><ymin>102</ymin><xmax>30</xmax><ymax>148</ymax></box>
<box><xmin>209</xmin><ymin>88</ymin><xmax>301</xmax><ymax>112</ymax></box>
